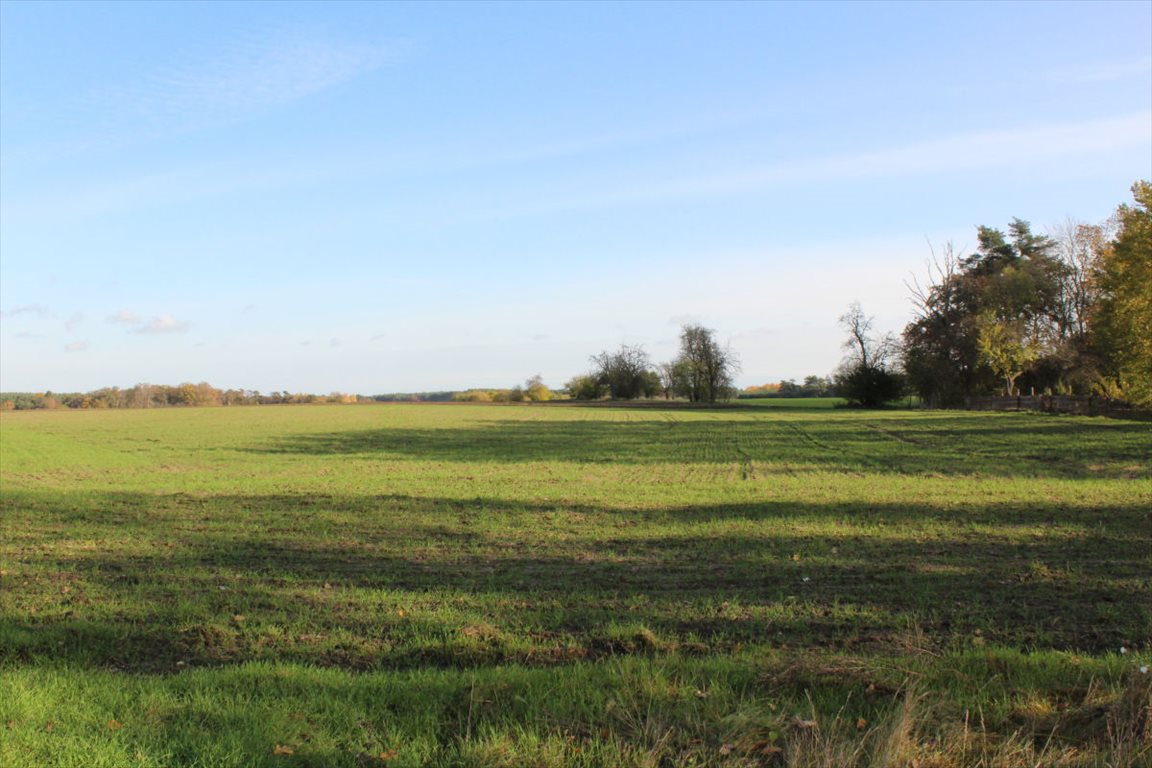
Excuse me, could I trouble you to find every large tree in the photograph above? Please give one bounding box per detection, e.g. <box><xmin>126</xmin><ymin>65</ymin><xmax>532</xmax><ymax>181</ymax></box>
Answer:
<box><xmin>590</xmin><ymin>344</ymin><xmax>656</xmax><ymax>400</ymax></box>
<box><xmin>671</xmin><ymin>325</ymin><xmax>738</xmax><ymax>403</ymax></box>
<box><xmin>903</xmin><ymin>220</ymin><xmax>1069</xmax><ymax>404</ymax></box>
<box><xmin>1093</xmin><ymin>181</ymin><xmax>1152</xmax><ymax>406</ymax></box>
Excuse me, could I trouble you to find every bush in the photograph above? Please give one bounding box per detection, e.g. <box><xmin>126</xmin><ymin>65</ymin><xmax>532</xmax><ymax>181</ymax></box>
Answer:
<box><xmin>835</xmin><ymin>363</ymin><xmax>905</xmax><ymax>408</ymax></box>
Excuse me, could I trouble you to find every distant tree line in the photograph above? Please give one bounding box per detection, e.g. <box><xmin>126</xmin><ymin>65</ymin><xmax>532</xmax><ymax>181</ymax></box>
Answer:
<box><xmin>0</xmin><ymin>380</ymin><xmax>558</xmax><ymax>410</ymax></box>
<box><xmin>453</xmin><ymin>376</ymin><xmax>554</xmax><ymax>403</ymax></box>
<box><xmin>741</xmin><ymin>376</ymin><xmax>834</xmax><ymax>398</ymax></box>
<box><xmin>0</xmin><ymin>383</ymin><xmax>365</xmax><ymax>410</ymax></box>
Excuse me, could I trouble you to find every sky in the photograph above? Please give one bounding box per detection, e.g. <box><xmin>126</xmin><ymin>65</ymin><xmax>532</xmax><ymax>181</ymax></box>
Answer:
<box><xmin>1</xmin><ymin>1</ymin><xmax>1150</xmax><ymax>394</ymax></box>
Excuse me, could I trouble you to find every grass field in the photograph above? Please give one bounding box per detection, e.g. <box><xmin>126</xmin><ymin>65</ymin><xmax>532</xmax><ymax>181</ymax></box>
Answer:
<box><xmin>1</xmin><ymin>402</ymin><xmax>1150</xmax><ymax>767</ymax></box>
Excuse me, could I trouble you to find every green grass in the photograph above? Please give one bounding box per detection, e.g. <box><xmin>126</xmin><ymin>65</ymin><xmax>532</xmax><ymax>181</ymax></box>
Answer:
<box><xmin>2</xmin><ymin>403</ymin><xmax>1150</xmax><ymax>766</ymax></box>
<box><xmin>734</xmin><ymin>397</ymin><xmax>849</xmax><ymax>409</ymax></box>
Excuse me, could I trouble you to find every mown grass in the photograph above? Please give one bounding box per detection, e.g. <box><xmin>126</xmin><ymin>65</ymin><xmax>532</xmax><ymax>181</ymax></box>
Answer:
<box><xmin>1</xmin><ymin>403</ymin><xmax>1149</xmax><ymax>766</ymax></box>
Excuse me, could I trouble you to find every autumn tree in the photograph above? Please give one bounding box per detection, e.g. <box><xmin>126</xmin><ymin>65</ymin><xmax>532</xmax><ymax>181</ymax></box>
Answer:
<box><xmin>1093</xmin><ymin>180</ymin><xmax>1152</xmax><ymax>406</ymax></box>
<box><xmin>903</xmin><ymin>220</ymin><xmax>1069</xmax><ymax>404</ymax></box>
<box><xmin>524</xmin><ymin>374</ymin><xmax>553</xmax><ymax>402</ymax></box>
<box><xmin>976</xmin><ymin>312</ymin><xmax>1039</xmax><ymax>396</ymax></box>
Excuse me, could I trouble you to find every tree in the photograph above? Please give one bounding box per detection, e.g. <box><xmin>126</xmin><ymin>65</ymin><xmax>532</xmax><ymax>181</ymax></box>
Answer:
<box><xmin>524</xmin><ymin>375</ymin><xmax>553</xmax><ymax>402</ymax></box>
<box><xmin>1093</xmin><ymin>180</ymin><xmax>1152</xmax><ymax>406</ymax></box>
<box><xmin>1052</xmin><ymin>217</ymin><xmax>1113</xmax><ymax>342</ymax></box>
<box><xmin>655</xmin><ymin>360</ymin><xmax>679</xmax><ymax>399</ymax></box>
<box><xmin>590</xmin><ymin>344</ymin><xmax>654</xmax><ymax>399</ymax></box>
<box><xmin>903</xmin><ymin>220</ymin><xmax>1070</xmax><ymax>404</ymax></box>
<box><xmin>835</xmin><ymin>303</ymin><xmax>904</xmax><ymax>407</ymax></box>
<box><xmin>565</xmin><ymin>374</ymin><xmax>605</xmax><ymax>400</ymax></box>
<box><xmin>672</xmin><ymin>324</ymin><xmax>739</xmax><ymax>403</ymax></box>
<box><xmin>976</xmin><ymin>312</ymin><xmax>1039</xmax><ymax>396</ymax></box>
<box><xmin>839</xmin><ymin>302</ymin><xmax>897</xmax><ymax>371</ymax></box>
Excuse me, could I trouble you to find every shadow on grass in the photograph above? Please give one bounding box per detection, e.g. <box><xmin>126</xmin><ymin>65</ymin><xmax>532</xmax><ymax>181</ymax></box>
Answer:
<box><xmin>239</xmin><ymin>415</ymin><xmax>1152</xmax><ymax>479</ymax></box>
<box><xmin>3</xmin><ymin>490</ymin><xmax>1149</xmax><ymax>671</ymax></box>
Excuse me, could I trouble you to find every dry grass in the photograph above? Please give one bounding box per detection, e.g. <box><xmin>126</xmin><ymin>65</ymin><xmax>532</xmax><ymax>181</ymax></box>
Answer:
<box><xmin>776</xmin><ymin>673</ymin><xmax>1151</xmax><ymax>768</ymax></box>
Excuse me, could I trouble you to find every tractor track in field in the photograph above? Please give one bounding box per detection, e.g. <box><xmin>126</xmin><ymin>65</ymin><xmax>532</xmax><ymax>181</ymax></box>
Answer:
<box><xmin>782</xmin><ymin>420</ymin><xmax>903</xmax><ymax>473</ymax></box>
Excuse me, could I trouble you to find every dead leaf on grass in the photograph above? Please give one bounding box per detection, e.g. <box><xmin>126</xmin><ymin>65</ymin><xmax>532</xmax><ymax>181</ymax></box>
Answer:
<box><xmin>273</xmin><ymin>744</ymin><xmax>295</xmax><ymax>755</ymax></box>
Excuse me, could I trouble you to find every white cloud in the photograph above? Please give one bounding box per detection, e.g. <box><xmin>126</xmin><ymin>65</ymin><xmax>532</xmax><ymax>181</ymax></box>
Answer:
<box><xmin>64</xmin><ymin>341</ymin><xmax>89</xmax><ymax>353</ymax></box>
<box><xmin>91</xmin><ymin>29</ymin><xmax>398</xmax><ymax>126</ymax></box>
<box><xmin>64</xmin><ymin>313</ymin><xmax>85</xmax><ymax>331</ymax></box>
<box><xmin>1</xmin><ymin>304</ymin><xmax>50</xmax><ymax>319</ymax></box>
<box><xmin>130</xmin><ymin>314</ymin><xmax>190</xmax><ymax>335</ymax></box>
<box><xmin>108</xmin><ymin>310</ymin><xmax>142</xmax><ymax>325</ymax></box>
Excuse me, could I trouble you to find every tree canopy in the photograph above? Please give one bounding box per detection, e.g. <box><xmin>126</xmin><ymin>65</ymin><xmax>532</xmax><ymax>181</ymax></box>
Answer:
<box><xmin>900</xmin><ymin>186</ymin><xmax>1151</xmax><ymax>407</ymax></box>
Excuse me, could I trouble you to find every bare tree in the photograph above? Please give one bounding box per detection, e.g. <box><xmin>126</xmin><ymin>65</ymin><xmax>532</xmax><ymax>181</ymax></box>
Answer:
<box><xmin>655</xmin><ymin>360</ymin><xmax>678</xmax><ymax>400</ymax></box>
<box><xmin>1050</xmin><ymin>217</ymin><xmax>1115</xmax><ymax>341</ymax></box>
<box><xmin>839</xmin><ymin>302</ymin><xmax>897</xmax><ymax>369</ymax></box>
<box><xmin>836</xmin><ymin>304</ymin><xmax>904</xmax><ymax>407</ymax></box>
<box><xmin>905</xmin><ymin>240</ymin><xmax>962</xmax><ymax>321</ymax></box>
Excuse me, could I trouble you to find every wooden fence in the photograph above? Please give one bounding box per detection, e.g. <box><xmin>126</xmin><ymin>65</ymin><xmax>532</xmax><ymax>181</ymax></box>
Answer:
<box><xmin>962</xmin><ymin>394</ymin><xmax>1142</xmax><ymax>417</ymax></box>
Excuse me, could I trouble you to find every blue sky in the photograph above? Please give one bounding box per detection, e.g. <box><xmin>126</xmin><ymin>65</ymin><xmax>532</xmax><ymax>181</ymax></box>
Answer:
<box><xmin>2</xmin><ymin>1</ymin><xmax>1149</xmax><ymax>394</ymax></box>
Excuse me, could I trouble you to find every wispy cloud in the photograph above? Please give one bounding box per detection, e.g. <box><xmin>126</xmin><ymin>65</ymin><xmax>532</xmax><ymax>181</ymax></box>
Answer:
<box><xmin>1</xmin><ymin>304</ymin><xmax>50</xmax><ymax>319</ymax></box>
<box><xmin>634</xmin><ymin>112</ymin><xmax>1152</xmax><ymax>201</ymax></box>
<box><xmin>108</xmin><ymin>310</ymin><xmax>142</xmax><ymax>326</ymax></box>
<box><xmin>92</xmin><ymin>29</ymin><xmax>398</xmax><ymax>126</ymax></box>
<box><xmin>1054</xmin><ymin>56</ymin><xmax>1152</xmax><ymax>84</ymax></box>
<box><xmin>466</xmin><ymin>112</ymin><xmax>1152</xmax><ymax>219</ymax></box>
<box><xmin>130</xmin><ymin>314</ymin><xmax>190</xmax><ymax>335</ymax></box>
<box><xmin>64</xmin><ymin>313</ymin><xmax>85</xmax><ymax>332</ymax></box>
<box><xmin>64</xmin><ymin>341</ymin><xmax>89</xmax><ymax>353</ymax></box>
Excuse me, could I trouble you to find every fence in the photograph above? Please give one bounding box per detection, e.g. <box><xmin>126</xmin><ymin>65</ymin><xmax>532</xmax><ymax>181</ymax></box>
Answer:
<box><xmin>962</xmin><ymin>394</ymin><xmax>1141</xmax><ymax>417</ymax></box>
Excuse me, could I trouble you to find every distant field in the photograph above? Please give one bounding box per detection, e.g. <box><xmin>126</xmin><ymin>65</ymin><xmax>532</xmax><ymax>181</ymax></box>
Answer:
<box><xmin>735</xmin><ymin>396</ymin><xmax>848</xmax><ymax>409</ymax></box>
<box><xmin>2</xmin><ymin>403</ymin><xmax>1149</xmax><ymax>767</ymax></box>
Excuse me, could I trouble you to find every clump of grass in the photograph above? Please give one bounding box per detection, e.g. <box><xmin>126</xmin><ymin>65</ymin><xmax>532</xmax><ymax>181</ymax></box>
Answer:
<box><xmin>770</xmin><ymin>673</ymin><xmax>1152</xmax><ymax>768</ymax></box>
